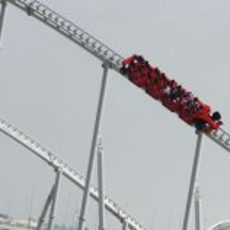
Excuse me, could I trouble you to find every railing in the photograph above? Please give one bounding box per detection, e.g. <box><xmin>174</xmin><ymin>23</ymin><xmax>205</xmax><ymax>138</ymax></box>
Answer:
<box><xmin>0</xmin><ymin>117</ymin><xmax>148</xmax><ymax>230</ymax></box>
<box><xmin>6</xmin><ymin>0</ymin><xmax>124</xmax><ymax>71</ymax></box>
<box><xmin>207</xmin><ymin>128</ymin><xmax>230</xmax><ymax>153</ymax></box>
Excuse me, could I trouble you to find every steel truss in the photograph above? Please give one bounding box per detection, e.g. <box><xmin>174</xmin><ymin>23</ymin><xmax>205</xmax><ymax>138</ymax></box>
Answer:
<box><xmin>0</xmin><ymin>117</ymin><xmax>148</xmax><ymax>230</ymax></box>
<box><xmin>3</xmin><ymin>0</ymin><xmax>230</xmax><ymax>154</ymax></box>
<box><xmin>1</xmin><ymin>1</ymin><xmax>230</xmax><ymax>230</ymax></box>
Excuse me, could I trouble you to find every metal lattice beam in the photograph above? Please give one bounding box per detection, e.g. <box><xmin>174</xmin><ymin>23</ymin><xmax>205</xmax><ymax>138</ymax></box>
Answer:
<box><xmin>6</xmin><ymin>0</ymin><xmax>124</xmax><ymax>71</ymax></box>
<box><xmin>5</xmin><ymin>0</ymin><xmax>230</xmax><ymax>156</ymax></box>
<box><xmin>0</xmin><ymin>117</ymin><xmax>148</xmax><ymax>230</ymax></box>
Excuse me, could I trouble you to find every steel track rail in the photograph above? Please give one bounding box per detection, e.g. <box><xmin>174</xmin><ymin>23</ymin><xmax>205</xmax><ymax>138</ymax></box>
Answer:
<box><xmin>0</xmin><ymin>117</ymin><xmax>148</xmax><ymax>230</ymax></box>
<box><xmin>207</xmin><ymin>128</ymin><xmax>230</xmax><ymax>153</ymax></box>
<box><xmin>5</xmin><ymin>0</ymin><xmax>230</xmax><ymax>155</ymax></box>
<box><xmin>6</xmin><ymin>0</ymin><xmax>124</xmax><ymax>71</ymax></box>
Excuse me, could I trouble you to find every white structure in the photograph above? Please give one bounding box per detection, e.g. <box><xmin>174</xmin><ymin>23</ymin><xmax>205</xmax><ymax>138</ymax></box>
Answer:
<box><xmin>0</xmin><ymin>217</ymin><xmax>37</xmax><ymax>230</ymax></box>
<box><xmin>194</xmin><ymin>185</ymin><xmax>202</xmax><ymax>230</ymax></box>
<box><xmin>1</xmin><ymin>0</ymin><xmax>230</xmax><ymax>230</ymax></box>
<box><xmin>208</xmin><ymin>221</ymin><xmax>230</xmax><ymax>230</ymax></box>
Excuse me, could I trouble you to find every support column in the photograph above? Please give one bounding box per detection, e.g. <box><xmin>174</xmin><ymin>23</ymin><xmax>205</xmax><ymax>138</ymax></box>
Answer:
<box><xmin>47</xmin><ymin>168</ymin><xmax>62</xmax><ymax>230</ymax></box>
<box><xmin>194</xmin><ymin>185</ymin><xmax>202</xmax><ymax>230</ymax></box>
<box><xmin>182</xmin><ymin>132</ymin><xmax>203</xmax><ymax>230</ymax></box>
<box><xmin>97</xmin><ymin>136</ymin><xmax>105</xmax><ymax>230</ymax></box>
<box><xmin>122</xmin><ymin>220</ymin><xmax>128</xmax><ymax>230</ymax></box>
<box><xmin>0</xmin><ymin>0</ymin><xmax>6</xmax><ymax>46</ymax></box>
<box><xmin>37</xmin><ymin>186</ymin><xmax>55</xmax><ymax>230</ymax></box>
<box><xmin>78</xmin><ymin>63</ymin><xmax>109</xmax><ymax>230</ymax></box>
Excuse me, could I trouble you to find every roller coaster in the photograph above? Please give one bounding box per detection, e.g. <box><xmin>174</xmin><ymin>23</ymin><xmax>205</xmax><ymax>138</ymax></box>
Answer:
<box><xmin>0</xmin><ymin>0</ymin><xmax>230</xmax><ymax>230</ymax></box>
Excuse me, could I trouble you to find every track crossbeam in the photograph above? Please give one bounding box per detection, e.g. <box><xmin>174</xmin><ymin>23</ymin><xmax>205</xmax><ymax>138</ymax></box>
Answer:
<box><xmin>6</xmin><ymin>0</ymin><xmax>124</xmax><ymax>70</ymax></box>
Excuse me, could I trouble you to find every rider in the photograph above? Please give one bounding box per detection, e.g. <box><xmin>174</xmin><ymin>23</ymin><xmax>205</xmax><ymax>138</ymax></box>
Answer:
<box><xmin>212</xmin><ymin>111</ymin><xmax>222</xmax><ymax>124</ymax></box>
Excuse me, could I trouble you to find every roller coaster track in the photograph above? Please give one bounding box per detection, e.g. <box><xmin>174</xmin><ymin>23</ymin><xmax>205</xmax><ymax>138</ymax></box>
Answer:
<box><xmin>4</xmin><ymin>0</ymin><xmax>124</xmax><ymax>71</ymax></box>
<box><xmin>0</xmin><ymin>117</ymin><xmax>147</xmax><ymax>230</ymax></box>
<box><xmin>4</xmin><ymin>0</ymin><xmax>230</xmax><ymax>154</ymax></box>
<box><xmin>207</xmin><ymin>129</ymin><xmax>230</xmax><ymax>153</ymax></box>
<box><xmin>1</xmin><ymin>0</ymin><xmax>230</xmax><ymax>229</ymax></box>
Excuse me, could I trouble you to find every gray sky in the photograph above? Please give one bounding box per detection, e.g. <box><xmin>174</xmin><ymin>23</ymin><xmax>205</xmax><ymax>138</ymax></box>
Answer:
<box><xmin>0</xmin><ymin>0</ymin><xmax>230</xmax><ymax>229</ymax></box>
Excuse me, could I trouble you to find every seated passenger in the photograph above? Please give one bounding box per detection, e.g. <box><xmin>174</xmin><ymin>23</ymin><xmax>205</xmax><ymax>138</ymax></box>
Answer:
<box><xmin>194</xmin><ymin>98</ymin><xmax>203</xmax><ymax>112</ymax></box>
<box><xmin>136</xmin><ymin>55</ymin><xmax>144</xmax><ymax>62</ymax></box>
<box><xmin>154</xmin><ymin>67</ymin><xmax>161</xmax><ymax>78</ymax></box>
<box><xmin>147</xmin><ymin>69</ymin><xmax>154</xmax><ymax>78</ymax></box>
<box><xmin>156</xmin><ymin>79</ymin><xmax>166</xmax><ymax>92</ymax></box>
<box><xmin>150</xmin><ymin>70</ymin><xmax>161</xmax><ymax>85</ymax></box>
<box><xmin>163</xmin><ymin>85</ymin><xmax>171</xmax><ymax>96</ymax></box>
<box><xmin>170</xmin><ymin>80</ymin><xmax>177</xmax><ymax>88</ymax></box>
<box><xmin>184</xmin><ymin>91</ymin><xmax>194</xmax><ymax>103</ymax></box>
<box><xmin>143</xmin><ymin>61</ymin><xmax>149</xmax><ymax>67</ymax></box>
<box><xmin>194</xmin><ymin>110</ymin><xmax>222</xmax><ymax>132</ymax></box>
<box><xmin>122</xmin><ymin>55</ymin><xmax>136</xmax><ymax>66</ymax></box>
<box><xmin>187</xmin><ymin>97</ymin><xmax>203</xmax><ymax>114</ymax></box>
<box><xmin>140</xmin><ymin>67</ymin><xmax>148</xmax><ymax>75</ymax></box>
<box><xmin>194</xmin><ymin>119</ymin><xmax>207</xmax><ymax>131</ymax></box>
<box><xmin>120</xmin><ymin>65</ymin><xmax>128</xmax><ymax>75</ymax></box>
<box><xmin>161</xmin><ymin>73</ymin><xmax>167</xmax><ymax>81</ymax></box>
<box><xmin>212</xmin><ymin>111</ymin><xmax>221</xmax><ymax>121</ymax></box>
<box><xmin>170</xmin><ymin>85</ymin><xmax>183</xmax><ymax>101</ymax></box>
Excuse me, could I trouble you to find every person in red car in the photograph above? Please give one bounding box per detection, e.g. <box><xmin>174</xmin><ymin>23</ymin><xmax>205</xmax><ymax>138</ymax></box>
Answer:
<box><xmin>193</xmin><ymin>110</ymin><xmax>222</xmax><ymax>131</ymax></box>
<box><xmin>121</xmin><ymin>55</ymin><xmax>223</xmax><ymax>132</ymax></box>
<box><xmin>170</xmin><ymin>85</ymin><xmax>183</xmax><ymax>102</ymax></box>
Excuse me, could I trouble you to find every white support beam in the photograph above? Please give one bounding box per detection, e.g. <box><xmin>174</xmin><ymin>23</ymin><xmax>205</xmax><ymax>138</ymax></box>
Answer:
<box><xmin>0</xmin><ymin>0</ymin><xmax>6</xmax><ymax>46</ymax></box>
<box><xmin>207</xmin><ymin>128</ymin><xmax>230</xmax><ymax>153</ymax></box>
<box><xmin>0</xmin><ymin>117</ymin><xmax>148</xmax><ymax>230</ymax></box>
<box><xmin>97</xmin><ymin>136</ymin><xmax>105</xmax><ymax>230</ymax></box>
<box><xmin>182</xmin><ymin>132</ymin><xmax>203</xmax><ymax>230</ymax></box>
<box><xmin>4</xmin><ymin>0</ymin><xmax>230</xmax><ymax>155</ymax></box>
<box><xmin>37</xmin><ymin>186</ymin><xmax>55</xmax><ymax>230</ymax></box>
<box><xmin>122</xmin><ymin>220</ymin><xmax>128</xmax><ymax>230</ymax></box>
<box><xmin>78</xmin><ymin>63</ymin><xmax>109</xmax><ymax>230</ymax></box>
<box><xmin>47</xmin><ymin>168</ymin><xmax>62</xmax><ymax>230</ymax></box>
<box><xmin>194</xmin><ymin>185</ymin><xmax>202</xmax><ymax>230</ymax></box>
<box><xmin>5</xmin><ymin>0</ymin><xmax>124</xmax><ymax>71</ymax></box>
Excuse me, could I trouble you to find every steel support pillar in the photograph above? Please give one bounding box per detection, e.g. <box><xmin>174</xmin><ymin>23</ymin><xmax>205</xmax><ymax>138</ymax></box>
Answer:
<box><xmin>78</xmin><ymin>63</ymin><xmax>109</xmax><ymax>230</ymax></box>
<box><xmin>122</xmin><ymin>220</ymin><xmax>128</xmax><ymax>230</ymax></box>
<box><xmin>97</xmin><ymin>136</ymin><xmax>105</xmax><ymax>230</ymax></box>
<box><xmin>37</xmin><ymin>186</ymin><xmax>55</xmax><ymax>230</ymax></box>
<box><xmin>182</xmin><ymin>132</ymin><xmax>203</xmax><ymax>230</ymax></box>
<box><xmin>47</xmin><ymin>168</ymin><xmax>62</xmax><ymax>230</ymax></box>
<box><xmin>194</xmin><ymin>185</ymin><xmax>201</xmax><ymax>230</ymax></box>
<box><xmin>0</xmin><ymin>0</ymin><xmax>6</xmax><ymax>46</ymax></box>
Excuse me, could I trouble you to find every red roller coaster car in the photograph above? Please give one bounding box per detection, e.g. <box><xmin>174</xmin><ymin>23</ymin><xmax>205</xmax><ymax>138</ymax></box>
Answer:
<box><xmin>120</xmin><ymin>55</ymin><xmax>222</xmax><ymax>132</ymax></box>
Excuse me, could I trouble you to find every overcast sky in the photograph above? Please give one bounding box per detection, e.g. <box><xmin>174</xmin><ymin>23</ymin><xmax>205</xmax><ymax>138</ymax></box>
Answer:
<box><xmin>0</xmin><ymin>0</ymin><xmax>230</xmax><ymax>230</ymax></box>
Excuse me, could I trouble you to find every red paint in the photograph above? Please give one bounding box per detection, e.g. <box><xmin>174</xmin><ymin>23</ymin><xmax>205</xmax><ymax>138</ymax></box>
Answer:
<box><xmin>120</xmin><ymin>55</ymin><xmax>222</xmax><ymax>132</ymax></box>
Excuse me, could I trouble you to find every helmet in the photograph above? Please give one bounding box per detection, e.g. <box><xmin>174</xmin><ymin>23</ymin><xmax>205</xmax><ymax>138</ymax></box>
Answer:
<box><xmin>212</xmin><ymin>111</ymin><xmax>221</xmax><ymax>121</ymax></box>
